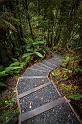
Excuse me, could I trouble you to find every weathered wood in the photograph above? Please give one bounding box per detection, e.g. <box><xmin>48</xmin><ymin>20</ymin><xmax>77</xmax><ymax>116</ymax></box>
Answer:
<box><xmin>21</xmin><ymin>97</ymin><xmax>66</xmax><ymax>122</ymax></box>
<box><xmin>18</xmin><ymin>82</ymin><xmax>50</xmax><ymax>98</ymax></box>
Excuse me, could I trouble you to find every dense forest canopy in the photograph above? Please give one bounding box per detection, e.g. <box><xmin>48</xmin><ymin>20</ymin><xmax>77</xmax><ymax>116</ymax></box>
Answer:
<box><xmin>0</xmin><ymin>0</ymin><xmax>82</xmax><ymax>65</ymax></box>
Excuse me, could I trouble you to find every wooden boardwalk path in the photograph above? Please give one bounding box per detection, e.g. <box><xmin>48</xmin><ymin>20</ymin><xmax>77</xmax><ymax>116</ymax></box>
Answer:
<box><xmin>16</xmin><ymin>54</ymin><xmax>81</xmax><ymax>124</ymax></box>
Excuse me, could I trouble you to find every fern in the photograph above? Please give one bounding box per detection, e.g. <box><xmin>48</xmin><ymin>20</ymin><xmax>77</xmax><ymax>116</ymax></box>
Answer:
<box><xmin>9</xmin><ymin>61</ymin><xmax>20</xmax><ymax>67</ymax></box>
<box><xmin>33</xmin><ymin>40</ymin><xmax>46</xmax><ymax>46</ymax></box>
<box><xmin>0</xmin><ymin>71</ymin><xmax>8</xmax><ymax>77</ymax></box>
<box><xmin>68</xmin><ymin>94</ymin><xmax>82</xmax><ymax>100</ymax></box>
<box><xmin>5</xmin><ymin>66</ymin><xmax>21</xmax><ymax>74</ymax></box>
<box><xmin>22</xmin><ymin>53</ymin><xmax>32</xmax><ymax>59</ymax></box>
<box><xmin>35</xmin><ymin>51</ymin><xmax>43</xmax><ymax>58</ymax></box>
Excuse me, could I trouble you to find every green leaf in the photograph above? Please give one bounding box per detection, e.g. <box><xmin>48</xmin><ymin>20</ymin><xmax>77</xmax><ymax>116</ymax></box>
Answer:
<box><xmin>22</xmin><ymin>53</ymin><xmax>32</xmax><ymax>59</ymax></box>
<box><xmin>33</xmin><ymin>40</ymin><xmax>46</xmax><ymax>45</ymax></box>
<box><xmin>0</xmin><ymin>71</ymin><xmax>8</xmax><ymax>77</ymax></box>
<box><xmin>26</xmin><ymin>49</ymin><xmax>32</xmax><ymax>52</ymax></box>
<box><xmin>35</xmin><ymin>52</ymin><xmax>43</xmax><ymax>58</ymax></box>
<box><xmin>68</xmin><ymin>94</ymin><xmax>82</xmax><ymax>100</ymax></box>
<box><xmin>9</xmin><ymin>61</ymin><xmax>20</xmax><ymax>67</ymax></box>
<box><xmin>20</xmin><ymin>57</ymin><xmax>31</xmax><ymax>68</ymax></box>
<box><xmin>11</xmin><ymin>58</ymin><xmax>18</xmax><ymax>62</ymax></box>
<box><xmin>25</xmin><ymin>56</ymin><xmax>31</xmax><ymax>63</ymax></box>
<box><xmin>74</xmin><ymin>67</ymin><xmax>82</xmax><ymax>74</ymax></box>
<box><xmin>5</xmin><ymin>66</ymin><xmax>21</xmax><ymax>74</ymax></box>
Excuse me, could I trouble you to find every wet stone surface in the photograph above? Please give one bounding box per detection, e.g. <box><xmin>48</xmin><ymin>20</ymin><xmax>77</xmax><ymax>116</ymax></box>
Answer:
<box><xmin>23</xmin><ymin>69</ymin><xmax>48</xmax><ymax>76</ymax></box>
<box><xmin>42</xmin><ymin>60</ymin><xmax>57</xmax><ymax>69</ymax></box>
<box><xmin>32</xmin><ymin>63</ymin><xmax>52</xmax><ymax>70</ymax></box>
<box><xmin>22</xmin><ymin>55</ymin><xmax>64</xmax><ymax>77</ymax></box>
<box><xmin>22</xmin><ymin>102</ymin><xmax>80</xmax><ymax>124</ymax></box>
<box><xmin>38</xmin><ymin>63</ymin><xmax>53</xmax><ymax>70</ymax></box>
<box><xmin>52</xmin><ymin>54</ymin><xmax>64</xmax><ymax>61</ymax></box>
<box><xmin>30</xmin><ymin>64</ymin><xmax>50</xmax><ymax>71</ymax></box>
<box><xmin>19</xmin><ymin>84</ymin><xmax>60</xmax><ymax>113</ymax></box>
<box><xmin>17</xmin><ymin>78</ymin><xmax>50</xmax><ymax>94</ymax></box>
<box><xmin>47</xmin><ymin>57</ymin><xmax>63</xmax><ymax>66</ymax></box>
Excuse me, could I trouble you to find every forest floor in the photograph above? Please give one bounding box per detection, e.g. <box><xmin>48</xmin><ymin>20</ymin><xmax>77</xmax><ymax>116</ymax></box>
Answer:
<box><xmin>17</xmin><ymin>53</ymin><xmax>80</xmax><ymax>124</ymax></box>
<box><xmin>50</xmin><ymin>67</ymin><xmax>82</xmax><ymax>121</ymax></box>
<box><xmin>0</xmin><ymin>51</ymin><xmax>82</xmax><ymax>123</ymax></box>
<box><xmin>1</xmin><ymin>50</ymin><xmax>53</xmax><ymax>98</ymax></box>
<box><xmin>0</xmin><ymin>50</ymin><xmax>53</xmax><ymax>124</ymax></box>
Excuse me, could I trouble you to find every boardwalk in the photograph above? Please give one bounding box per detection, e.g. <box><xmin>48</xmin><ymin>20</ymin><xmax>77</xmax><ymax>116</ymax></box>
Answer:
<box><xmin>16</xmin><ymin>54</ymin><xmax>81</xmax><ymax>124</ymax></box>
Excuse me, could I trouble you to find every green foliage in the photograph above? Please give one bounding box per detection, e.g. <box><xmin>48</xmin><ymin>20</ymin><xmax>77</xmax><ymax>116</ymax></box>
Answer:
<box><xmin>0</xmin><ymin>97</ymin><xmax>16</xmax><ymax>107</ymax></box>
<box><xmin>74</xmin><ymin>67</ymin><xmax>82</xmax><ymax>74</ymax></box>
<box><xmin>22</xmin><ymin>53</ymin><xmax>32</xmax><ymax>59</ymax></box>
<box><xmin>5</xmin><ymin>66</ymin><xmax>21</xmax><ymax>74</ymax></box>
<box><xmin>0</xmin><ymin>52</ymin><xmax>31</xmax><ymax>77</ymax></box>
<box><xmin>0</xmin><ymin>97</ymin><xmax>19</xmax><ymax>124</ymax></box>
<box><xmin>0</xmin><ymin>38</ymin><xmax>46</xmax><ymax>89</ymax></box>
<box><xmin>25</xmin><ymin>39</ymin><xmax>46</xmax><ymax>59</ymax></box>
<box><xmin>68</xmin><ymin>94</ymin><xmax>82</xmax><ymax>100</ymax></box>
<box><xmin>35</xmin><ymin>52</ymin><xmax>43</xmax><ymax>58</ymax></box>
<box><xmin>33</xmin><ymin>40</ymin><xmax>46</xmax><ymax>46</ymax></box>
<box><xmin>0</xmin><ymin>66</ymin><xmax>5</xmax><ymax>72</ymax></box>
<box><xmin>0</xmin><ymin>82</ymin><xmax>6</xmax><ymax>89</ymax></box>
<box><xmin>59</xmin><ymin>84</ymin><xmax>78</xmax><ymax>92</ymax></box>
<box><xmin>9</xmin><ymin>61</ymin><xmax>20</xmax><ymax>67</ymax></box>
<box><xmin>0</xmin><ymin>17</ymin><xmax>17</xmax><ymax>32</ymax></box>
<box><xmin>1</xmin><ymin>0</ymin><xmax>82</xmax><ymax>122</ymax></box>
<box><xmin>0</xmin><ymin>71</ymin><xmax>8</xmax><ymax>78</ymax></box>
<box><xmin>61</xmin><ymin>55</ymin><xmax>80</xmax><ymax>72</ymax></box>
<box><xmin>61</xmin><ymin>56</ymin><xmax>73</xmax><ymax>68</ymax></box>
<box><xmin>0</xmin><ymin>61</ymin><xmax>21</xmax><ymax>78</ymax></box>
<box><xmin>64</xmin><ymin>56</ymin><xmax>70</xmax><ymax>64</ymax></box>
<box><xmin>51</xmin><ymin>67</ymin><xmax>72</xmax><ymax>80</ymax></box>
<box><xmin>21</xmin><ymin>53</ymin><xmax>32</xmax><ymax>66</ymax></box>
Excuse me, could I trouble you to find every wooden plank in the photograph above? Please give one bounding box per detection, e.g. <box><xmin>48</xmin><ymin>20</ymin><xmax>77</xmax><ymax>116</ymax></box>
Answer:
<box><xmin>20</xmin><ymin>76</ymin><xmax>48</xmax><ymax>79</ymax></box>
<box><xmin>41</xmin><ymin>63</ymin><xmax>53</xmax><ymax>69</ymax></box>
<box><xmin>18</xmin><ymin>82</ymin><xmax>51</xmax><ymax>98</ymax></box>
<box><xmin>20</xmin><ymin>97</ymin><xmax>66</xmax><ymax>122</ymax></box>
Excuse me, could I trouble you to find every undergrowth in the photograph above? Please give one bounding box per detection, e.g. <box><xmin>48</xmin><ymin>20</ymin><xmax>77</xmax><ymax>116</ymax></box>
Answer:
<box><xmin>51</xmin><ymin>54</ymin><xmax>82</xmax><ymax>101</ymax></box>
<box><xmin>0</xmin><ymin>39</ymin><xmax>47</xmax><ymax>91</ymax></box>
<box><xmin>0</xmin><ymin>39</ymin><xmax>47</xmax><ymax>124</ymax></box>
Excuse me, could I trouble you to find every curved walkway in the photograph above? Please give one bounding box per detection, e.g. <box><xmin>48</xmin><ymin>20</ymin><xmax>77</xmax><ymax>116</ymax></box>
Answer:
<box><xmin>16</xmin><ymin>54</ymin><xmax>81</xmax><ymax>124</ymax></box>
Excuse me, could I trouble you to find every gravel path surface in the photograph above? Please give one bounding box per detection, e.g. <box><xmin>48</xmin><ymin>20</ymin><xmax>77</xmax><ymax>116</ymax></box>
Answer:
<box><xmin>16</xmin><ymin>54</ymin><xmax>81</xmax><ymax>124</ymax></box>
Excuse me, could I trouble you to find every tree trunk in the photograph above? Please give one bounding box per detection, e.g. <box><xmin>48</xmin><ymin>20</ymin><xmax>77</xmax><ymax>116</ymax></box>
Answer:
<box><xmin>24</xmin><ymin>0</ymin><xmax>34</xmax><ymax>41</ymax></box>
